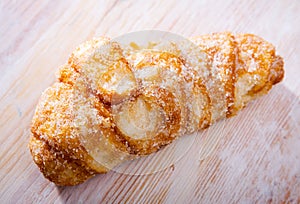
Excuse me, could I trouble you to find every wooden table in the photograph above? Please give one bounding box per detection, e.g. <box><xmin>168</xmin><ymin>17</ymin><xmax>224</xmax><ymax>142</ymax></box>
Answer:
<box><xmin>1</xmin><ymin>0</ymin><xmax>299</xmax><ymax>203</ymax></box>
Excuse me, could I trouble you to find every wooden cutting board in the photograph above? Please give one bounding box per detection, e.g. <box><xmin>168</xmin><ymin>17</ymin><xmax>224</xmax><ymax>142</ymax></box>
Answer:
<box><xmin>1</xmin><ymin>0</ymin><xmax>300</xmax><ymax>203</ymax></box>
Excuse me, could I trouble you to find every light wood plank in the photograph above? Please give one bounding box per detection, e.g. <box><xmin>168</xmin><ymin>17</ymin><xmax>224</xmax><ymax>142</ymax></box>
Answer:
<box><xmin>0</xmin><ymin>0</ymin><xmax>299</xmax><ymax>203</ymax></box>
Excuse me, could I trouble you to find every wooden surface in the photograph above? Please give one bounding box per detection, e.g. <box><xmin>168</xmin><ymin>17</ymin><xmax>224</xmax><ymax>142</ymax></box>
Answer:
<box><xmin>1</xmin><ymin>0</ymin><xmax>300</xmax><ymax>203</ymax></box>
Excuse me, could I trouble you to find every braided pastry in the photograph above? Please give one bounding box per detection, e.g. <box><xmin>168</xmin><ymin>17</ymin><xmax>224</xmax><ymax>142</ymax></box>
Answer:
<box><xmin>29</xmin><ymin>32</ymin><xmax>284</xmax><ymax>186</ymax></box>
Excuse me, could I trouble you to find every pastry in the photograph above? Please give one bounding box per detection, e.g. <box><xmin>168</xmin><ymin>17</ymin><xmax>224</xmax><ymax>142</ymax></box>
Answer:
<box><xmin>29</xmin><ymin>32</ymin><xmax>284</xmax><ymax>186</ymax></box>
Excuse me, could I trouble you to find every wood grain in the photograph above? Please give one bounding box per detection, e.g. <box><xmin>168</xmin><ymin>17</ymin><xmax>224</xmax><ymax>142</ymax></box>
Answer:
<box><xmin>1</xmin><ymin>0</ymin><xmax>300</xmax><ymax>203</ymax></box>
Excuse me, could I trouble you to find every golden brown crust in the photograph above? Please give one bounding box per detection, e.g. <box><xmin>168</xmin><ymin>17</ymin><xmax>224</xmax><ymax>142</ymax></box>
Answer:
<box><xmin>31</xmin><ymin>83</ymin><xmax>107</xmax><ymax>173</ymax></box>
<box><xmin>191</xmin><ymin>32</ymin><xmax>237</xmax><ymax>118</ymax></box>
<box><xmin>113</xmin><ymin>86</ymin><xmax>181</xmax><ymax>155</ymax></box>
<box><xmin>69</xmin><ymin>37</ymin><xmax>137</xmax><ymax>105</ymax></box>
<box><xmin>30</xmin><ymin>83</ymin><xmax>108</xmax><ymax>178</ymax></box>
<box><xmin>29</xmin><ymin>134</ymin><xmax>95</xmax><ymax>186</ymax></box>
<box><xmin>231</xmin><ymin>34</ymin><xmax>284</xmax><ymax>114</ymax></box>
<box><xmin>191</xmin><ymin>78</ymin><xmax>212</xmax><ymax>130</ymax></box>
<box><xmin>29</xmin><ymin>32</ymin><xmax>284</xmax><ymax>186</ymax></box>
